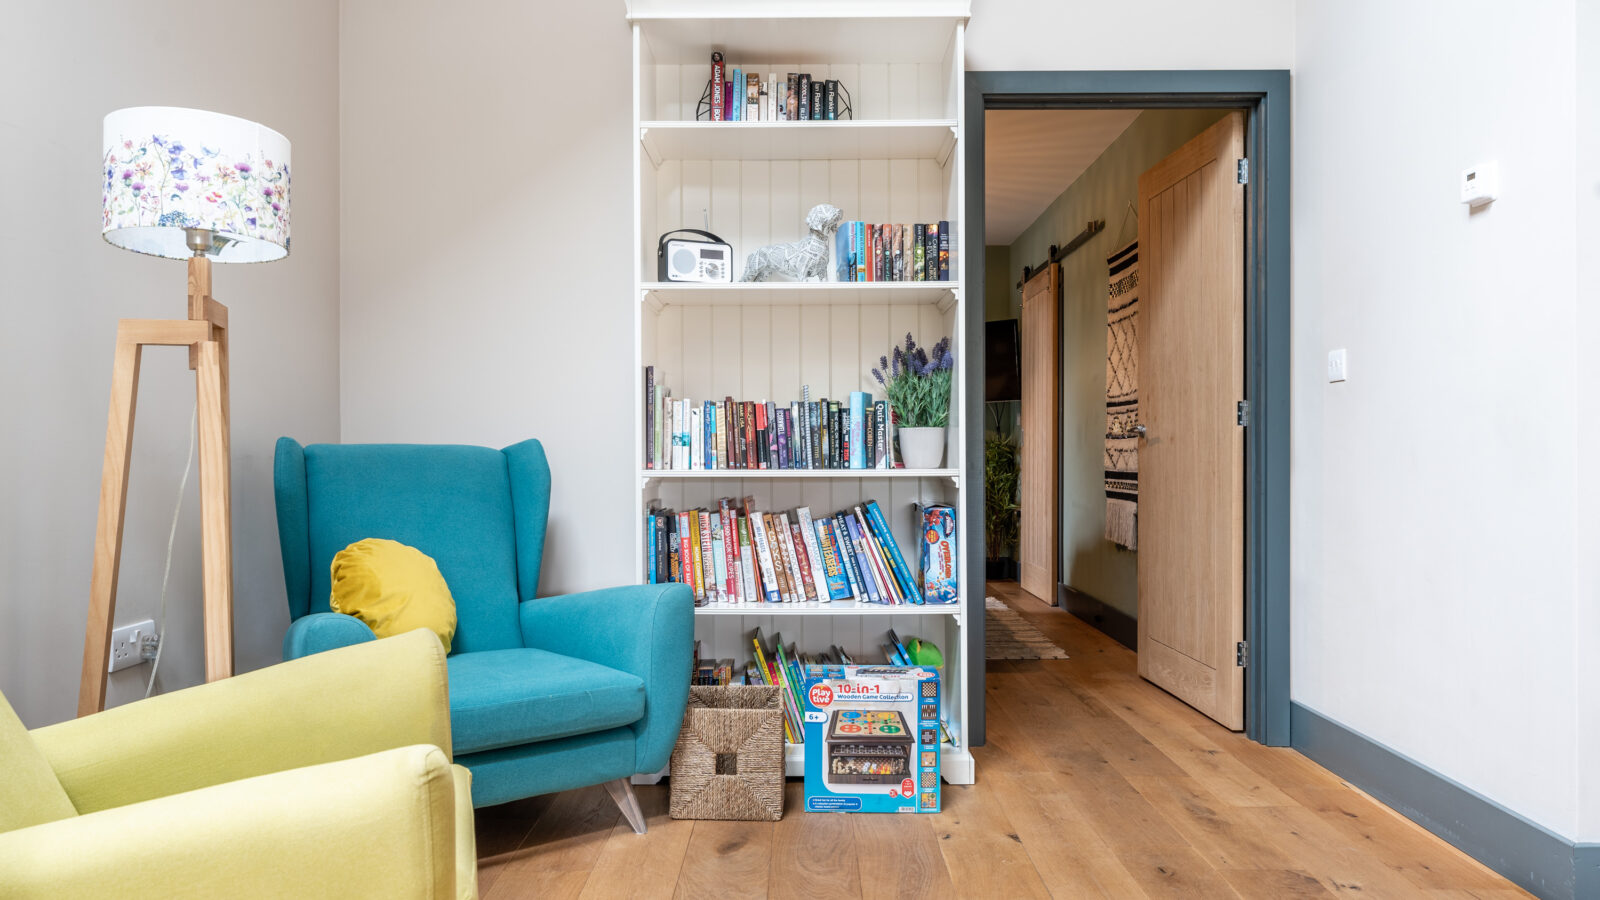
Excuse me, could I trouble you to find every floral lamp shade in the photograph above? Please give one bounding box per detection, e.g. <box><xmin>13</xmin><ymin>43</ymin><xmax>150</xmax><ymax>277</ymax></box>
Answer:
<box><xmin>102</xmin><ymin>107</ymin><xmax>291</xmax><ymax>263</ymax></box>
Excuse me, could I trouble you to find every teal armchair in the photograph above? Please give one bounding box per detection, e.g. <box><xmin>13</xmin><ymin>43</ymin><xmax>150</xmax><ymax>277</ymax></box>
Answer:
<box><xmin>274</xmin><ymin>438</ymin><xmax>693</xmax><ymax>827</ymax></box>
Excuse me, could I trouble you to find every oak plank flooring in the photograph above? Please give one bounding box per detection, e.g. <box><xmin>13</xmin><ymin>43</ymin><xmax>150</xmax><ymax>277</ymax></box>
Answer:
<box><xmin>479</xmin><ymin>582</ymin><xmax>1527</xmax><ymax>899</ymax></box>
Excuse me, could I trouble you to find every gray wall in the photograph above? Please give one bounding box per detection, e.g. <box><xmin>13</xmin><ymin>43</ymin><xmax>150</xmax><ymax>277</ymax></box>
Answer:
<box><xmin>1001</xmin><ymin>109</ymin><xmax>1225</xmax><ymax>618</ymax></box>
<box><xmin>0</xmin><ymin>1</ymin><xmax>341</xmax><ymax>727</ymax></box>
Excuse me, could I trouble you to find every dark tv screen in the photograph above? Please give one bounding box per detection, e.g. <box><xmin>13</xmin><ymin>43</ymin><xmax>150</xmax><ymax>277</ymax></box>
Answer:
<box><xmin>985</xmin><ymin>319</ymin><xmax>1021</xmax><ymax>402</ymax></box>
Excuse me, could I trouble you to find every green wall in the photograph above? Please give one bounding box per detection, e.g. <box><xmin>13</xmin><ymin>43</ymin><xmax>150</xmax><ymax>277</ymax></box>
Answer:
<box><xmin>1003</xmin><ymin>108</ymin><xmax>1227</xmax><ymax>618</ymax></box>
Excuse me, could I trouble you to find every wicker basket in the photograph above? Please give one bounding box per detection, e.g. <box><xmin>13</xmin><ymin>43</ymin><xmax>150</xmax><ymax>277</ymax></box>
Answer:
<box><xmin>669</xmin><ymin>684</ymin><xmax>785</xmax><ymax>821</ymax></box>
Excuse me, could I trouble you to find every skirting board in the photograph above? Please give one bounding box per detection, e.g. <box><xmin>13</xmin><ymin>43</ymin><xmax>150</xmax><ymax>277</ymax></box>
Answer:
<box><xmin>1291</xmin><ymin>702</ymin><xmax>1599</xmax><ymax>900</ymax></box>
<box><xmin>1056</xmin><ymin>584</ymin><xmax>1136</xmax><ymax>651</ymax></box>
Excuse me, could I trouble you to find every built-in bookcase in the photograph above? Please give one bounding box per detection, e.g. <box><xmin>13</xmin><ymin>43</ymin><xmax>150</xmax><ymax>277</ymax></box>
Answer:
<box><xmin>628</xmin><ymin>1</ymin><xmax>974</xmax><ymax>785</ymax></box>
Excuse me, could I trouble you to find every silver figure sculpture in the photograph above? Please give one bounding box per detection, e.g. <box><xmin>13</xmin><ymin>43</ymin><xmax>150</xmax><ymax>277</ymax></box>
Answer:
<box><xmin>739</xmin><ymin>203</ymin><xmax>845</xmax><ymax>282</ymax></box>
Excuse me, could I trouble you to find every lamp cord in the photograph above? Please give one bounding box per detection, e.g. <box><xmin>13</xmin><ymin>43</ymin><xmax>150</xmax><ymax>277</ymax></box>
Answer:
<box><xmin>145</xmin><ymin>402</ymin><xmax>197</xmax><ymax>699</ymax></box>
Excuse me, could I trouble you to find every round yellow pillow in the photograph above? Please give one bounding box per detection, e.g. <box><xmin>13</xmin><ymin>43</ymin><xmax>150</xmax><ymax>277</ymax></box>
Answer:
<box><xmin>329</xmin><ymin>538</ymin><xmax>457</xmax><ymax>652</ymax></box>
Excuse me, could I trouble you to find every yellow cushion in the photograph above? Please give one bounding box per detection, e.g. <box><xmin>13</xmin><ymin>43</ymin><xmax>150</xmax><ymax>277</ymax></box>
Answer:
<box><xmin>330</xmin><ymin>539</ymin><xmax>457</xmax><ymax>652</ymax></box>
<box><xmin>0</xmin><ymin>692</ymin><xmax>77</xmax><ymax>833</ymax></box>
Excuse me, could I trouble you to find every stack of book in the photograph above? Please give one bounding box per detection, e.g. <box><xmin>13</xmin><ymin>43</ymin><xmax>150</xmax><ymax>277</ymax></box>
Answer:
<box><xmin>834</xmin><ymin>221</ymin><xmax>951</xmax><ymax>282</ymax></box>
<box><xmin>691</xmin><ymin>642</ymin><xmax>735</xmax><ymax>686</ymax></box>
<box><xmin>646</xmin><ymin>497</ymin><xmax>934</xmax><ymax>606</ymax></box>
<box><xmin>644</xmin><ymin>370</ymin><xmax>898</xmax><ymax>471</ymax></box>
<box><xmin>709</xmin><ymin>52</ymin><xmax>845</xmax><ymax>122</ymax></box>
<box><xmin>742</xmin><ymin>629</ymin><xmax>856</xmax><ymax>745</ymax></box>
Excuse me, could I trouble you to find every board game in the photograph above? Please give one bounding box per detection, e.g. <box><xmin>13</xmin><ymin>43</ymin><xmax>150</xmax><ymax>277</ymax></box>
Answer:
<box><xmin>802</xmin><ymin>665</ymin><xmax>940</xmax><ymax>813</ymax></box>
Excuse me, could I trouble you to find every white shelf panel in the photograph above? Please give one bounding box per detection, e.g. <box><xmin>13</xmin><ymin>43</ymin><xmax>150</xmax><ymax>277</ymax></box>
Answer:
<box><xmin>633</xmin><ymin>15</ymin><xmax>965</xmax><ymax>65</ymax></box>
<box><xmin>695</xmin><ymin>599</ymin><xmax>960</xmax><ymax>616</ymax></box>
<box><xmin>782</xmin><ymin>742</ymin><xmax>974</xmax><ymax>784</ymax></box>
<box><xmin>643</xmin><ymin>468</ymin><xmax>957</xmax><ymax>481</ymax></box>
<box><xmin>643</xmin><ymin>281</ymin><xmax>955</xmax><ymax>310</ymax></box>
<box><xmin>642</xmin><ymin>120</ymin><xmax>957</xmax><ymax>165</ymax></box>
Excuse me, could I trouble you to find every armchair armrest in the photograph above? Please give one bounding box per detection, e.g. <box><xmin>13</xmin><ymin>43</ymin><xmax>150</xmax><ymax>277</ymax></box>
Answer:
<box><xmin>519</xmin><ymin>583</ymin><xmax>693</xmax><ymax>773</ymax></box>
<box><xmin>0</xmin><ymin>745</ymin><xmax>466</xmax><ymax>900</ymax></box>
<box><xmin>284</xmin><ymin>611</ymin><xmax>377</xmax><ymax>659</ymax></box>
<box><xmin>31</xmin><ymin>628</ymin><xmax>451</xmax><ymax>815</ymax></box>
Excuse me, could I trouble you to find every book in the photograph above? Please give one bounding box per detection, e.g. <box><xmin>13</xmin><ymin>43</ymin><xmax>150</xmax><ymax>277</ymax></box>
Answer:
<box><xmin>809</xmin><ymin>79</ymin><xmax>824</xmax><ymax>120</ymax></box>
<box><xmin>864</xmin><ymin>500</ymin><xmax>919</xmax><ymax>602</ymax></box>
<box><xmin>892</xmin><ymin>224</ymin><xmax>904</xmax><ymax>281</ymax></box>
<box><xmin>751</xmin><ymin>503</ymin><xmax>784</xmax><ymax>603</ymax></box>
<box><xmin>768</xmin><ymin>513</ymin><xmax>797</xmax><ymax>602</ymax></box>
<box><xmin>709</xmin><ymin>512</ymin><xmax>726</xmax><ymax>601</ymax></box>
<box><xmin>825</xmin><ymin>79</ymin><xmax>838</xmax><ymax>120</ymax></box>
<box><xmin>873</xmin><ymin>400</ymin><xmax>889</xmax><ymax>468</ymax></box>
<box><xmin>785</xmin><ymin>515</ymin><xmax>820</xmax><ymax>602</ymax></box>
<box><xmin>855</xmin><ymin>222</ymin><xmax>866</xmax><ymax>281</ymax></box>
<box><xmin>913</xmin><ymin>224</ymin><xmax>926</xmax><ymax>281</ymax></box>
<box><xmin>738</xmin><ymin>514</ymin><xmax>758</xmax><ymax>603</ymax></box>
<box><xmin>849</xmin><ymin>391</ymin><xmax>868</xmax><ymax>469</ymax></box>
<box><xmin>793</xmin><ymin>507</ymin><xmax>833</xmax><ymax>603</ymax></box>
<box><xmin>924</xmin><ymin>222</ymin><xmax>939</xmax><ymax>284</ymax></box>
<box><xmin>710</xmin><ymin>52</ymin><xmax>725</xmax><ymax>121</ymax></box>
<box><xmin>697</xmin><ymin>510</ymin><xmax>715</xmax><ymax>599</ymax></box>
<box><xmin>758</xmin><ymin>78</ymin><xmax>769</xmax><ymax>121</ymax></box>
<box><xmin>755</xmin><ymin>402</ymin><xmax>769</xmax><ymax>469</ymax></box>
<box><xmin>797</xmin><ymin>73</ymin><xmax>810</xmax><ymax>120</ymax></box>
<box><xmin>841</xmin><ymin>513</ymin><xmax>882</xmax><ymax>603</ymax></box>
<box><xmin>730</xmin><ymin>68</ymin><xmax>743</xmax><ymax>121</ymax></box>
<box><xmin>813</xmin><ymin>517</ymin><xmax>853</xmax><ymax>600</ymax></box>
<box><xmin>938</xmin><ymin>220</ymin><xmax>950</xmax><ymax>280</ymax></box>
<box><xmin>786</xmin><ymin>74</ymin><xmax>799</xmax><ymax>121</ymax></box>
<box><xmin>643</xmin><ymin>367</ymin><xmax>655</xmax><ymax>469</ymax></box>
<box><xmin>750</xmin><ymin>629</ymin><xmax>795</xmax><ymax>742</ymax></box>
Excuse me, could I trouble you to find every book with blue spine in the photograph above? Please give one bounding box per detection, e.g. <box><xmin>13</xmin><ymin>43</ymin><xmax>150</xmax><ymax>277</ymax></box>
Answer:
<box><xmin>731</xmin><ymin>68</ymin><xmax>743</xmax><ymax>121</ymax></box>
<box><xmin>646</xmin><ymin>512</ymin><xmax>658</xmax><ymax>583</ymax></box>
<box><xmin>849</xmin><ymin>391</ymin><xmax>868</xmax><ymax>469</ymax></box>
<box><xmin>841</xmin><ymin>514</ymin><xmax>882</xmax><ymax>603</ymax></box>
<box><xmin>863</xmin><ymin>499</ymin><xmax>919</xmax><ymax>602</ymax></box>
<box><xmin>813</xmin><ymin>516</ymin><xmax>853</xmax><ymax>600</ymax></box>
<box><xmin>703</xmin><ymin>401</ymin><xmax>715</xmax><ymax>469</ymax></box>
<box><xmin>855</xmin><ymin>222</ymin><xmax>866</xmax><ymax>281</ymax></box>
<box><xmin>831</xmin><ymin>512</ymin><xmax>865</xmax><ymax>598</ymax></box>
<box><xmin>835</xmin><ymin>224</ymin><xmax>850</xmax><ymax>282</ymax></box>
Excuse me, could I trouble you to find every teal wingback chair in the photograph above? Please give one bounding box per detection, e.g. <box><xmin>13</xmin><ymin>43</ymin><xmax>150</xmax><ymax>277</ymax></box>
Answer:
<box><xmin>273</xmin><ymin>437</ymin><xmax>692</xmax><ymax>829</ymax></box>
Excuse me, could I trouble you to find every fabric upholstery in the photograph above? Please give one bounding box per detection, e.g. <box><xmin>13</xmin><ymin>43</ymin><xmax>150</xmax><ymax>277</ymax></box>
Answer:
<box><xmin>33</xmin><ymin>629</ymin><xmax>451</xmax><ymax>814</ymax></box>
<box><xmin>330</xmin><ymin>539</ymin><xmax>458</xmax><ymax>651</ymax></box>
<box><xmin>274</xmin><ymin>436</ymin><xmax>313</xmax><ymax>620</ymax></box>
<box><xmin>460</xmin><ymin>727</ymin><xmax>639</xmax><ymax>808</ymax></box>
<box><xmin>451</xmin><ymin>765</ymin><xmax>477</xmax><ymax>899</ymax></box>
<box><xmin>0</xmin><ymin>693</ymin><xmax>75</xmax><ymax>832</ymax></box>
<box><xmin>520</xmin><ymin>583</ymin><xmax>694</xmax><ymax>772</ymax></box>
<box><xmin>293</xmin><ymin>441</ymin><xmax>523</xmax><ymax>653</ymax></box>
<box><xmin>283</xmin><ymin>611</ymin><xmax>377</xmax><ymax>659</ymax></box>
<box><xmin>0</xmin><ymin>746</ymin><xmax>463</xmax><ymax>899</ymax></box>
<box><xmin>446</xmin><ymin>649</ymin><xmax>644</xmax><ymax>755</ymax></box>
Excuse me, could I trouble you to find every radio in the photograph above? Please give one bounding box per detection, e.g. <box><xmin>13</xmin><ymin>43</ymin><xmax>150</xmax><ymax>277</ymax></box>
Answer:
<box><xmin>657</xmin><ymin>229</ymin><xmax>733</xmax><ymax>283</ymax></box>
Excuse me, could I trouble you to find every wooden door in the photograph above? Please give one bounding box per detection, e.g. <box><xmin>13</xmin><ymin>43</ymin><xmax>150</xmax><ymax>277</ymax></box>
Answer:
<box><xmin>1018</xmin><ymin>263</ymin><xmax>1059</xmax><ymax>603</ymax></box>
<box><xmin>1135</xmin><ymin>113</ymin><xmax>1247</xmax><ymax>729</ymax></box>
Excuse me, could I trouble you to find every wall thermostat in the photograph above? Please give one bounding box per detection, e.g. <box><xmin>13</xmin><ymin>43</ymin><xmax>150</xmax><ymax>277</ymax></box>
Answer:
<box><xmin>1460</xmin><ymin>161</ymin><xmax>1499</xmax><ymax>207</ymax></box>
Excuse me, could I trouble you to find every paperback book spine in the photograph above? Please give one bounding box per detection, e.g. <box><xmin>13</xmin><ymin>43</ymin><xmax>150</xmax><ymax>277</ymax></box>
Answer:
<box><xmin>745</xmin><ymin>500</ymin><xmax>782</xmax><ymax>602</ymax></box>
<box><xmin>841</xmin><ymin>514</ymin><xmax>882</xmax><ymax>603</ymax></box>
<box><xmin>709</xmin><ymin>513</ymin><xmax>726</xmax><ymax>601</ymax></box>
<box><xmin>656</xmin><ymin>514</ymin><xmax>669</xmax><ymax>584</ymax></box>
<box><xmin>810</xmin><ymin>79</ymin><xmax>824</xmax><ymax>119</ymax></box>
<box><xmin>893</xmin><ymin>224</ymin><xmax>904</xmax><ymax>281</ymax></box>
<box><xmin>786</xmin><ymin>73</ymin><xmax>798</xmax><ymax>121</ymax></box>
<box><xmin>825</xmin><ymin>80</ymin><xmax>838</xmax><ymax>119</ymax></box>
<box><xmin>783</xmin><ymin>516</ymin><xmax>820</xmax><ymax>602</ymax></box>
<box><xmin>730</xmin><ymin>68</ymin><xmax>742</xmax><ymax>121</ymax></box>
<box><xmin>677</xmin><ymin>511</ymin><xmax>695</xmax><ymax>601</ymax></box>
<box><xmin>668</xmin><ymin>515</ymin><xmax>681</xmax><ymax>585</ymax></box>
<box><xmin>938</xmin><ymin>220</ymin><xmax>950</xmax><ymax>280</ymax></box>
<box><xmin>813</xmin><ymin>517</ymin><xmax>853</xmax><ymax>600</ymax></box>
<box><xmin>747</xmin><ymin>75</ymin><xmax>759</xmax><ymax>121</ymax></box>
<box><xmin>849</xmin><ymin>391</ymin><xmax>867</xmax><ymax>469</ymax></box>
<box><xmin>703</xmin><ymin>401</ymin><xmax>715</xmax><ymax>470</ymax></box>
<box><xmin>874</xmin><ymin>400</ymin><xmax>889</xmax><ymax>468</ymax></box>
<box><xmin>797</xmin><ymin>73</ymin><xmax>810</xmax><ymax>120</ymax></box>
<box><xmin>793</xmin><ymin>507</ymin><xmax>831</xmax><ymax>602</ymax></box>
<box><xmin>852</xmin><ymin>506</ymin><xmax>896</xmax><ymax>603</ymax></box>
<box><xmin>863</xmin><ymin>503</ymin><xmax>917</xmax><ymax>602</ymax></box>
<box><xmin>646</xmin><ymin>512</ymin><xmax>658</xmax><ymax>583</ymax></box>
<box><xmin>764</xmin><ymin>514</ymin><xmax>792</xmax><ymax>601</ymax></box>
<box><xmin>855</xmin><ymin>222</ymin><xmax>866</xmax><ymax>281</ymax></box>
<box><xmin>710</xmin><ymin>52</ymin><xmax>725</xmax><ymax>122</ymax></box>
<box><xmin>737</xmin><ymin>515</ymin><xmax>758</xmax><ymax>602</ymax></box>
<box><xmin>697</xmin><ymin>510</ymin><xmax>715</xmax><ymax>600</ymax></box>
<box><xmin>643</xmin><ymin>366</ymin><xmax>655</xmax><ymax>469</ymax></box>
<box><xmin>925</xmin><ymin>222</ymin><xmax>939</xmax><ymax>285</ymax></box>
<box><xmin>718</xmin><ymin>499</ymin><xmax>738</xmax><ymax>600</ymax></box>
<box><xmin>913</xmin><ymin>224</ymin><xmax>926</xmax><ymax>281</ymax></box>
<box><xmin>755</xmin><ymin>402</ymin><xmax>769</xmax><ymax>469</ymax></box>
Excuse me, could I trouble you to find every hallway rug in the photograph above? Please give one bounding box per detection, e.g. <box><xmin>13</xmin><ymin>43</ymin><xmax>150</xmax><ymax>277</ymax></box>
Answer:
<box><xmin>1105</xmin><ymin>240</ymin><xmax>1140</xmax><ymax>549</ymax></box>
<box><xmin>986</xmin><ymin>597</ymin><xmax>1070</xmax><ymax>660</ymax></box>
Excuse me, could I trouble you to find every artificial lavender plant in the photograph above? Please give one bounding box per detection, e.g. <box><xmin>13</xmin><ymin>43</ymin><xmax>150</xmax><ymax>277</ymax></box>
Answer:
<box><xmin>871</xmin><ymin>333</ymin><xmax>956</xmax><ymax>428</ymax></box>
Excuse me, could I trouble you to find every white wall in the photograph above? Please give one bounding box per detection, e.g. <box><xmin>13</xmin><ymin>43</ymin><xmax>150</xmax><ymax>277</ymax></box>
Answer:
<box><xmin>337</xmin><ymin>0</ymin><xmax>636</xmax><ymax>595</ymax></box>
<box><xmin>0</xmin><ymin>2</ymin><xmax>341</xmax><ymax>727</ymax></box>
<box><xmin>966</xmin><ymin>0</ymin><xmax>1293</xmax><ymax>71</ymax></box>
<box><xmin>1292</xmin><ymin>0</ymin><xmax>1585</xmax><ymax>841</ymax></box>
<box><xmin>1576</xmin><ymin>0</ymin><xmax>1599</xmax><ymax>844</ymax></box>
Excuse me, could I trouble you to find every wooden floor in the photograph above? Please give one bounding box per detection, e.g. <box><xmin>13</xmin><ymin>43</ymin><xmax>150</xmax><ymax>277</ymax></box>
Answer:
<box><xmin>475</xmin><ymin>582</ymin><xmax>1525</xmax><ymax>899</ymax></box>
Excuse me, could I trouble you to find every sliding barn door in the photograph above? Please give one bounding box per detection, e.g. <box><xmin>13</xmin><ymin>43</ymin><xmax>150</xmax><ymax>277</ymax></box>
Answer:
<box><xmin>1135</xmin><ymin>113</ymin><xmax>1247</xmax><ymax>729</ymax></box>
<box><xmin>1018</xmin><ymin>263</ymin><xmax>1059</xmax><ymax>603</ymax></box>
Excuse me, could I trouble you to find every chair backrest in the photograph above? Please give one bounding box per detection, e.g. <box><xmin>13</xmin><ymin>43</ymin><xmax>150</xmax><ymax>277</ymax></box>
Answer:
<box><xmin>0</xmin><ymin>692</ymin><xmax>77</xmax><ymax>833</ymax></box>
<box><xmin>274</xmin><ymin>438</ymin><xmax>551</xmax><ymax>654</ymax></box>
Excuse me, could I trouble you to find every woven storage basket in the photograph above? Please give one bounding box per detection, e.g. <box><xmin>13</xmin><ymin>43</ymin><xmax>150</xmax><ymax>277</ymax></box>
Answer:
<box><xmin>669</xmin><ymin>684</ymin><xmax>784</xmax><ymax>821</ymax></box>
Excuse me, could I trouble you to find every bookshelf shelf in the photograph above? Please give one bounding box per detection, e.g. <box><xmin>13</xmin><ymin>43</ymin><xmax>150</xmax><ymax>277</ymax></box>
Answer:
<box><xmin>631</xmin><ymin>2</ymin><xmax>974</xmax><ymax>787</ymax></box>
<box><xmin>641</xmin><ymin>468</ymin><xmax>958</xmax><ymax>484</ymax></box>
<box><xmin>641</xmin><ymin>120</ymin><xmax>957</xmax><ymax>165</ymax></box>
<box><xmin>642</xmin><ymin>281</ymin><xmax>956</xmax><ymax>311</ymax></box>
<box><xmin>694</xmin><ymin>599</ymin><xmax>961</xmax><ymax>617</ymax></box>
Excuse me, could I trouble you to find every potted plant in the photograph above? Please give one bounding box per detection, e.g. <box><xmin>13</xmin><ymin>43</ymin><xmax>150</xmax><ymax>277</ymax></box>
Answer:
<box><xmin>984</xmin><ymin>430</ymin><xmax>1020</xmax><ymax>579</ymax></box>
<box><xmin>872</xmin><ymin>333</ymin><xmax>955</xmax><ymax>470</ymax></box>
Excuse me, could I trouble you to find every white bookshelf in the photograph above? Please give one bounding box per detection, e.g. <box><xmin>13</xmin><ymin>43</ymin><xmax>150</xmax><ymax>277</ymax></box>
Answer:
<box><xmin>628</xmin><ymin>2</ymin><xmax>973</xmax><ymax>786</ymax></box>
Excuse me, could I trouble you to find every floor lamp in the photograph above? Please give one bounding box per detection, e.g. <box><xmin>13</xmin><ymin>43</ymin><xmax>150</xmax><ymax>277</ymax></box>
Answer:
<box><xmin>80</xmin><ymin>107</ymin><xmax>291</xmax><ymax>716</ymax></box>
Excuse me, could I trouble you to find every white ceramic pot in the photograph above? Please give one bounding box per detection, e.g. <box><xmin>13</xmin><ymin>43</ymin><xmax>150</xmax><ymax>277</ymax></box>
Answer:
<box><xmin>898</xmin><ymin>426</ymin><xmax>947</xmax><ymax>469</ymax></box>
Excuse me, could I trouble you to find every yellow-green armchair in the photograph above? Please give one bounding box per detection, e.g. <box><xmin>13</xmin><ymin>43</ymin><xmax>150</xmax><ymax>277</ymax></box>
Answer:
<box><xmin>0</xmin><ymin>629</ymin><xmax>476</xmax><ymax>899</ymax></box>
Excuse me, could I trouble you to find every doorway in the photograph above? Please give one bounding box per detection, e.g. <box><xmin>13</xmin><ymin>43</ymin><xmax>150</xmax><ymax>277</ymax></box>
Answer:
<box><xmin>963</xmin><ymin>71</ymin><xmax>1291</xmax><ymax>747</ymax></box>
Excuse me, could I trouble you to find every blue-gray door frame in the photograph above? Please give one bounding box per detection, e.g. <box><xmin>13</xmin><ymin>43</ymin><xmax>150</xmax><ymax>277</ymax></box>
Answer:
<box><xmin>964</xmin><ymin>70</ymin><xmax>1292</xmax><ymax>747</ymax></box>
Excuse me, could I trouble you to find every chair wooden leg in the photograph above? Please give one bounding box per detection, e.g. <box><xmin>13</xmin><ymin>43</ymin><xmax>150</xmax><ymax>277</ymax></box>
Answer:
<box><xmin>604</xmin><ymin>778</ymin><xmax>647</xmax><ymax>834</ymax></box>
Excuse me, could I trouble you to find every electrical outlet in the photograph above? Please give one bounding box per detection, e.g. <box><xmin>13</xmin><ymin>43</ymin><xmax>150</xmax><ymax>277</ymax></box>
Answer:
<box><xmin>1327</xmin><ymin>348</ymin><xmax>1348</xmax><ymax>383</ymax></box>
<box><xmin>109</xmin><ymin>619</ymin><xmax>155</xmax><ymax>673</ymax></box>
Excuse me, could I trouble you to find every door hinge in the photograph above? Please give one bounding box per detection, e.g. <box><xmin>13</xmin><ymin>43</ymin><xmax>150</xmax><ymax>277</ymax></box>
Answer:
<box><xmin>1236</xmin><ymin>641</ymin><xmax>1249</xmax><ymax>667</ymax></box>
<box><xmin>1237</xmin><ymin>158</ymin><xmax>1249</xmax><ymax>184</ymax></box>
<box><xmin>1236</xmin><ymin>400</ymin><xmax>1250</xmax><ymax>427</ymax></box>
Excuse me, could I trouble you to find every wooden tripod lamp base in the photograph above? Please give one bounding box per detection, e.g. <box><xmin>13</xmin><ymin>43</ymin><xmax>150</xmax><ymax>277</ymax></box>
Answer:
<box><xmin>78</xmin><ymin>254</ymin><xmax>233</xmax><ymax>717</ymax></box>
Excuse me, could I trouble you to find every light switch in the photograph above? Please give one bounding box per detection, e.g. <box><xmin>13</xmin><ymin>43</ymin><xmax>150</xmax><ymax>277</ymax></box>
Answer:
<box><xmin>1327</xmin><ymin>349</ymin><xmax>1347</xmax><ymax>383</ymax></box>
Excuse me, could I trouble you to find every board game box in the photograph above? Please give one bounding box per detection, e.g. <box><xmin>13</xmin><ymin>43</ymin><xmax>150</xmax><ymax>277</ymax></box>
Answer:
<box><xmin>919</xmin><ymin>503</ymin><xmax>957</xmax><ymax>604</ymax></box>
<box><xmin>801</xmin><ymin>665</ymin><xmax>940</xmax><ymax>813</ymax></box>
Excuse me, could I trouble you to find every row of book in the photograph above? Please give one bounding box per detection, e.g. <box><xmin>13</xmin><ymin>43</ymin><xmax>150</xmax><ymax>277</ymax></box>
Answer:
<box><xmin>699</xmin><ymin>629</ymin><xmax>950</xmax><ymax>746</ymax></box>
<box><xmin>709</xmin><ymin>54</ymin><xmax>845</xmax><ymax>123</ymax></box>
<box><xmin>647</xmin><ymin>497</ymin><xmax>943</xmax><ymax>605</ymax></box>
<box><xmin>644</xmin><ymin>370</ymin><xmax>899</xmax><ymax>471</ymax></box>
<box><xmin>834</xmin><ymin>221</ymin><xmax>951</xmax><ymax>283</ymax></box>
